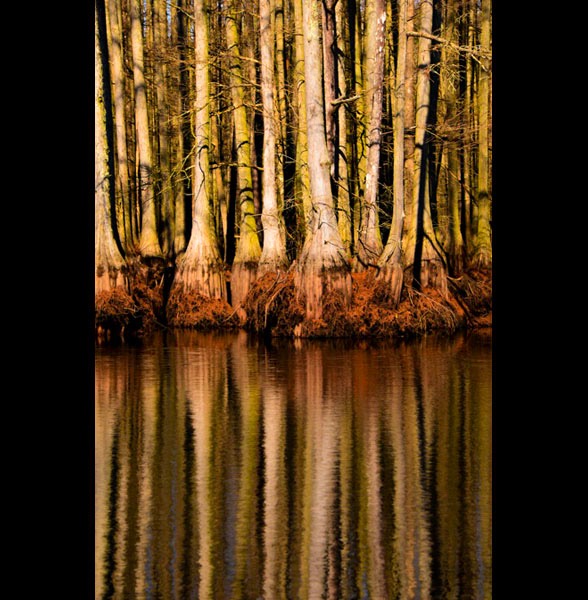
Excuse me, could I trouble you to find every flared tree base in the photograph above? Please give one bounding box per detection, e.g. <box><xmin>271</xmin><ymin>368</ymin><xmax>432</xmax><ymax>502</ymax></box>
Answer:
<box><xmin>230</xmin><ymin>261</ymin><xmax>259</xmax><ymax>324</ymax></box>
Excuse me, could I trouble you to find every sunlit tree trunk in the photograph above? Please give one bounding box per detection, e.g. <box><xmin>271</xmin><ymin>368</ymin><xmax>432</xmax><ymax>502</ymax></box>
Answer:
<box><xmin>171</xmin><ymin>0</ymin><xmax>188</xmax><ymax>256</ymax></box>
<box><xmin>334</xmin><ymin>0</ymin><xmax>352</xmax><ymax>255</ymax></box>
<box><xmin>378</xmin><ymin>0</ymin><xmax>407</xmax><ymax>306</ymax></box>
<box><xmin>153</xmin><ymin>0</ymin><xmax>174</xmax><ymax>258</ymax></box>
<box><xmin>105</xmin><ymin>0</ymin><xmax>134</xmax><ymax>254</ymax></box>
<box><xmin>293</xmin><ymin>0</ymin><xmax>312</xmax><ymax>237</ymax></box>
<box><xmin>295</xmin><ymin>0</ymin><xmax>352</xmax><ymax>322</ymax></box>
<box><xmin>352</xmin><ymin>0</ymin><xmax>366</xmax><ymax>246</ymax></box>
<box><xmin>402</xmin><ymin>0</ymin><xmax>415</xmax><ymax>248</ymax></box>
<box><xmin>406</xmin><ymin>0</ymin><xmax>447</xmax><ymax>293</ymax></box>
<box><xmin>441</xmin><ymin>0</ymin><xmax>466</xmax><ymax>276</ymax></box>
<box><xmin>356</xmin><ymin>0</ymin><xmax>385</xmax><ymax>269</ymax></box>
<box><xmin>96</xmin><ymin>0</ymin><xmax>126</xmax><ymax>294</ymax></box>
<box><xmin>322</xmin><ymin>0</ymin><xmax>338</xmax><ymax>175</ymax></box>
<box><xmin>226</xmin><ymin>0</ymin><xmax>262</xmax><ymax>314</ymax></box>
<box><xmin>274</xmin><ymin>0</ymin><xmax>288</xmax><ymax>245</ymax></box>
<box><xmin>258</xmin><ymin>0</ymin><xmax>289</xmax><ymax>273</ymax></box>
<box><xmin>168</xmin><ymin>0</ymin><xmax>228</xmax><ymax>302</ymax></box>
<box><xmin>473</xmin><ymin>0</ymin><xmax>492</xmax><ymax>270</ymax></box>
<box><xmin>130</xmin><ymin>0</ymin><xmax>163</xmax><ymax>259</ymax></box>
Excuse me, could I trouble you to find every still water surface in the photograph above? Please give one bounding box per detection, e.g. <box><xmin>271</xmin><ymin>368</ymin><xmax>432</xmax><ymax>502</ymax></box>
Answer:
<box><xmin>95</xmin><ymin>330</ymin><xmax>491</xmax><ymax>599</ymax></box>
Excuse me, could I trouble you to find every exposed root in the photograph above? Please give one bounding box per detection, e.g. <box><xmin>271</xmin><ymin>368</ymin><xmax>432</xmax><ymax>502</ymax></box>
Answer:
<box><xmin>97</xmin><ymin>261</ymin><xmax>492</xmax><ymax>341</ymax></box>
<box><xmin>95</xmin><ymin>287</ymin><xmax>156</xmax><ymax>342</ymax></box>
<box><xmin>95</xmin><ymin>256</ymin><xmax>169</xmax><ymax>342</ymax></box>
<box><xmin>448</xmin><ymin>269</ymin><xmax>492</xmax><ymax>327</ymax></box>
<box><xmin>166</xmin><ymin>288</ymin><xmax>240</xmax><ymax>329</ymax></box>
<box><xmin>243</xmin><ymin>271</ymin><xmax>304</xmax><ymax>336</ymax></box>
<box><xmin>240</xmin><ymin>267</ymin><xmax>486</xmax><ymax>339</ymax></box>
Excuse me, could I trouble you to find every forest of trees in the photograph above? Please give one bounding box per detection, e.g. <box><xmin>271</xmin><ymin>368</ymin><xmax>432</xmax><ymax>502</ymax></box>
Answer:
<box><xmin>95</xmin><ymin>0</ymin><xmax>492</xmax><ymax>340</ymax></box>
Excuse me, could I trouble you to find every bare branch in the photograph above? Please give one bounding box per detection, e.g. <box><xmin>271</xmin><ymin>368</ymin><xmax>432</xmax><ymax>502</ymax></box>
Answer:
<box><xmin>407</xmin><ymin>30</ymin><xmax>491</xmax><ymax>68</ymax></box>
<box><xmin>331</xmin><ymin>94</ymin><xmax>361</xmax><ymax>107</ymax></box>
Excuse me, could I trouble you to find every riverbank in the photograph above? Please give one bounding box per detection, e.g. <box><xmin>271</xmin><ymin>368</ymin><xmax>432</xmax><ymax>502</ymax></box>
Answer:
<box><xmin>95</xmin><ymin>266</ymin><xmax>492</xmax><ymax>343</ymax></box>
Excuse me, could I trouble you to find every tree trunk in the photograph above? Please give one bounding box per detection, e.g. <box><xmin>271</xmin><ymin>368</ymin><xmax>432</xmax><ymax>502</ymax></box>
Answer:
<box><xmin>405</xmin><ymin>0</ymin><xmax>447</xmax><ymax>293</ymax></box>
<box><xmin>153</xmin><ymin>0</ymin><xmax>173</xmax><ymax>258</ymax></box>
<box><xmin>130</xmin><ymin>0</ymin><xmax>163</xmax><ymax>259</ymax></box>
<box><xmin>105</xmin><ymin>0</ymin><xmax>134</xmax><ymax>254</ymax></box>
<box><xmin>402</xmin><ymin>0</ymin><xmax>415</xmax><ymax>246</ymax></box>
<box><xmin>377</xmin><ymin>0</ymin><xmax>407</xmax><ymax>307</ymax></box>
<box><xmin>295</xmin><ymin>0</ymin><xmax>352</xmax><ymax>323</ymax></box>
<box><xmin>441</xmin><ymin>0</ymin><xmax>466</xmax><ymax>276</ymax></box>
<box><xmin>334</xmin><ymin>0</ymin><xmax>352</xmax><ymax>255</ymax></box>
<box><xmin>168</xmin><ymin>0</ymin><xmax>228</xmax><ymax>304</ymax></box>
<box><xmin>258</xmin><ymin>0</ymin><xmax>289</xmax><ymax>273</ymax></box>
<box><xmin>96</xmin><ymin>0</ymin><xmax>126</xmax><ymax>294</ymax></box>
<box><xmin>227</xmin><ymin>0</ymin><xmax>262</xmax><ymax>313</ymax></box>
<box><xmin>171</xmin><ymin>0</ymin><xmax>188</xmax><ymax>257</ymax></box>
<box><xmin>293</xmin><ymin>0</ymin><xmax>312</xmax><ymax>238</ymax></box>
<box><xmin>473</xmin><ymin>0</ymin><xmax>492</xmax><ymax>270</ymax></box>
<box><xmin>322</xmin><ymin>0</ymin><xmax>338</xmax><ymax>176</ymax></box>
<box><xmin>356</xmin><ymin>0</ymin><xmax>385</xmax><ymax>269</ymax></box>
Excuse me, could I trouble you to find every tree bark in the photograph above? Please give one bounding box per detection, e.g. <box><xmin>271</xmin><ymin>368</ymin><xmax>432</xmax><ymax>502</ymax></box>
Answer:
<box><xmin>440</xmin><ymin>0</ymin><xmax>466</xmax><ymax>276</ymax></box>
<box><xmin>130</xmin><ymin>0</ymin><xmax>163</xmax><ymax>259</ymax></box>
<box><xmin>356</xmin><ymin>0</ymin><xmax>385</xmax><ymax>269</ymax></box>
<box><xmin>171</xmin><ymin>0</ymin><xmax>188</xmax><ymax>257</ymax></box>
<box><xmin>227</xmin><ymin>0</ymin><xmax>263</xmax><ymax>312</ymax></box>
<box><xmin>96</xmin><ymin>0</ymin><xmax>126</xmax><ymax>293</ymax></box>
<box><xmin>295</xmin><ymin>0</ymin><xmax>352</xmax><ymax>323</ymax></box>
<box><xmin>377</xmin><ymin>0</ymin><xmax>407</xmax><ymax>307</ymax></box>
<box><xmin>169</xmin><ymin>0</ymin><xmax>228</xmax><ymax>301</ymax></box>
<box><xmin>105</xmin><ymin>0</ymin><xmax>134</xmax><ymax>254</ymax></box>
<box><xmin>293</xmin><ymin>0</ymin><xmax>312</xmax><ymax>238</ymax></box>
<box><xmin>473</xmin><ymin>0</ymin><xmax>492</xmax><ymax>270</ymax></box>
<box><xmin>259</xmin><ymin>0</ymin><xmax>289</xmax><ymax>273</ymax></box>
<box><xmin>322</xmin><ymin>0</ymin><xmax>338</xmax><ymax>176</ymax></box>
<box><xmin>153</xmin><ymin>0</ymin><xmax>173</xmax><ymax>258</ymax></box>
<box><xmin>405</xmin><ymin>0</ymin><xmax>447</xmax><ymax>293</ymax></box>
<box><xmin>334</xmin><ymin>0</ymin><xmax>352</xmax><ymax>255</ymax></box>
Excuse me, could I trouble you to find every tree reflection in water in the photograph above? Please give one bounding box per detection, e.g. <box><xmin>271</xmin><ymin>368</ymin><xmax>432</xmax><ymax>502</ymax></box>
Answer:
<box><xmin>95</xmin><ymin>330</ymin><xmax>492</xmax><ymax>599</ymax></box>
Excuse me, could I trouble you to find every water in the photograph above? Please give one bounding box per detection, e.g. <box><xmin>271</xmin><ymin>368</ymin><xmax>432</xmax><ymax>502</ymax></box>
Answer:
<box><xmin>95</xmin><ymin>329</ymin><xmax>492</xmax><ymax>599</ymax></box>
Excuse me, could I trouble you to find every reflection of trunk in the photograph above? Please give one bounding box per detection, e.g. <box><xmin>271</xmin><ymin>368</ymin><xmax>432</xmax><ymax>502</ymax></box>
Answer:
<box><xmin>403</xmin><ymin>362</ymin><xmax>432</xmax><ymax>599</ymax></box>
<box><xmin>378</xmin><ymin>0</ymin><xmax>408</xmax><ymax>306</ymax></box>
<box><xmin>192</xmin><ymin>371</ymin><xmax>214</xmax><ymax>598</ymax></box>
<box><xmin>435</xmin><ymin>363</ymin><xmax>461</xmax><ymax>598</ymax></box>
<box><xmin>95</xmin><ymin>1</ymin><xmax>126</xmax><ymax>294</ymax></box>
<box><xmin>356</xmin><ymin>0</ymin><xmax>385</xmax><ymax>268</ymax></box>
<box><xmin>135</xmin><ymin>355</ymin><xmax>158</xmax><ymax>598</ymax></box>
<box><xmin>231</xmin><ymin>335</ymin><xmax>262</xmax><ymax>599</ymax></box>
<box><xmin>295</xmin><ymin>0</ymin><xmax>352</xmax><ymax>322</ymax></box>
<box><xmin>306</xmin><ymin>351</ymin><xmax>339</xmax><ymax>599</ymax></box>
<box><xmin>364</xmin><ymin>402</ymin><xmax>387</xmax><ymax>598</ymax></box>
<box><xmin>227</xmin><ymin>0</ymin><xmax>262</xmax><ymax>312</ymax></box>
<box><xmin>94</xmin><ymin>365</ymin><xmax>118</xmax><ymax>599</ymax></box>
<box><xmin>259</xmin><ymin>0</ymin><xmax>289</xmax><ymax>273</ymax></box>
<box><xmin>262</xmin><ymin>366</ymin><xmax>288</xmax><ymax>599</ymax></box>
<box><xmin>169</xmin><ymin>0</ymin><xmax>228</xmax><ymax>302</ymax></box>
<box><xmin>130</xmin><ymin>0</ymin><xmax>163</xmax><ymax>259</ymax></box>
